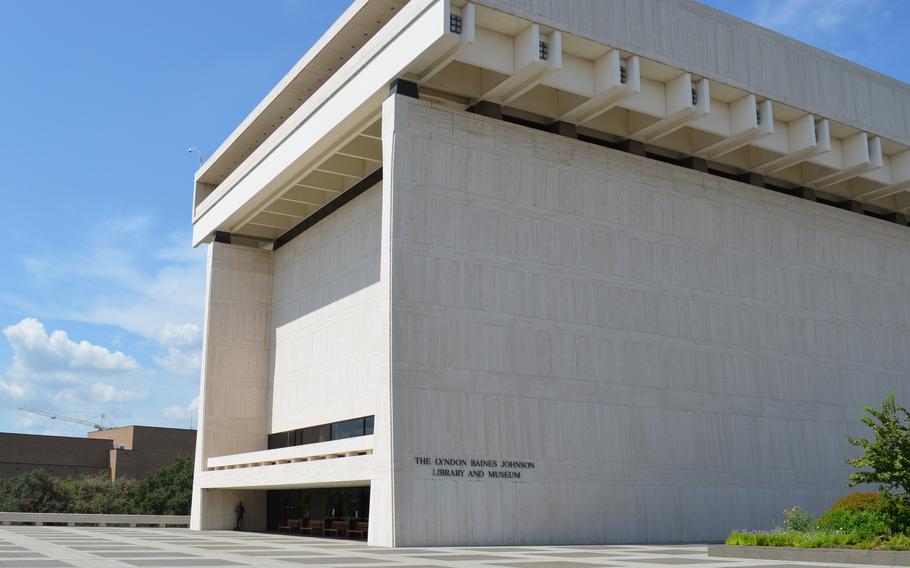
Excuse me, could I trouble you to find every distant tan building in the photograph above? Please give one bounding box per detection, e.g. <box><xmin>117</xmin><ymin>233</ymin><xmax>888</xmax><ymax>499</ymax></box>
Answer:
<box><xmin>0</xmin><ymin>426</ymin><xmax>196</xmax><ymax>481</ymax></box>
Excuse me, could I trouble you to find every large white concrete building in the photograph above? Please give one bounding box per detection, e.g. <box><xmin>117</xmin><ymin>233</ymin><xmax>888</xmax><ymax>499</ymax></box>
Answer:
<box><xmin>189</xmin><ymin>0</ymin><xmax>910</xmax><ymax>546</ymax></box>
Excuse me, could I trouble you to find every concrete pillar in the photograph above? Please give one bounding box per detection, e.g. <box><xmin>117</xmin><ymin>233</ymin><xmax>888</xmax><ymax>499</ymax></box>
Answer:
<box><xmin>190</xmin><ymin>242</ymin><xmax>274</xmax><ymax>531</ymax></box>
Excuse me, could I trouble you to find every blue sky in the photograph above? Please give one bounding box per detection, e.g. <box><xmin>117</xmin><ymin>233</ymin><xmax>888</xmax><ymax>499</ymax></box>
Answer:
<box><xmin>0</xmin><ymin>0</ymin><xmax>907</xmax><ymax>437</ymax></box>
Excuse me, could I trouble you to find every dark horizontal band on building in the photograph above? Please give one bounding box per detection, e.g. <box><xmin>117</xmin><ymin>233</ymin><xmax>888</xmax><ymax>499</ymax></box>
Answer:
<box><xmin>273</xmin><ymin>168</ymin><xmax>383</xmax><ymax>250</ymax></box>
<box><xmin>267</xmin><ymin>416</ymin><xmax>375</xmax><ymax>450</ymax></box>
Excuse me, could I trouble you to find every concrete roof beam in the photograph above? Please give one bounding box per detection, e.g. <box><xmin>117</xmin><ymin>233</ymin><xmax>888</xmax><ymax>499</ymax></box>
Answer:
<box><xmin>852</xmin><ymin>149</ymin><xmax>910</xmax><ymax>202</ymax></box>
<box><xmin>477</xmin><ymin>24</ymin><xmax>561</xmax><ymax>104</ymax></box>
<box><xmin>694</xmin><ymin>96</ymin><xmax>774</xmax><ymax>160</ymax></box>
<box><xmin>629</xmin><ymin>73</ymin><xmax>709</xmax><ymax>143</ymax></box>
<box><xmin>419</xmin><ymin>2</ymin><xmax>476</xmax><ymax>85</ymax></box>
<box><xmin>809</xmin><ymin>132</ymin><xmax>883</xmax><ymax>188</ymax></box>
<box><xmin>556</xmin><ymin>52</ymin><xmax>640</xmax><ymax>123</ymax></box>
<box><xmin>753</xmin><ymin>115</ymin><xmax>829</xmax><ymax>175</ymax></box>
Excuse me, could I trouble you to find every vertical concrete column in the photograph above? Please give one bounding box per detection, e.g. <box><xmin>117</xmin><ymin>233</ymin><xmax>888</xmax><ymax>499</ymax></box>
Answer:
<box><xmin>364</xmin><ymin>95</ymin><xmax>398</xmax><ymax>548</ymax></box>
<box><xmin>190</xmin><ymin>242</ymin><xmax>274</xmax><ymax>530</ymax></box>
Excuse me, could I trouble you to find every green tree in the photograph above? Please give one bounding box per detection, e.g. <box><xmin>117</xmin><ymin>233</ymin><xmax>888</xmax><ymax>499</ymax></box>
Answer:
<box><xmin>0</xmin><ymin>470</ymin><xmax>67</xmax><ymax>512</ymax></box>
<box><xmin>61</xmin><ymin>474</ymin><xmax>138</xmax><ymax>514</ymax></box>
<box><xmin>847</xmin><ymin>392</ymin><xmax>910</xmax><ymax>530</ymax></box>
<box><xmin>134</xmin><ymin>456</ymin><xmax>194</xmax><ymax>515</ymax></box>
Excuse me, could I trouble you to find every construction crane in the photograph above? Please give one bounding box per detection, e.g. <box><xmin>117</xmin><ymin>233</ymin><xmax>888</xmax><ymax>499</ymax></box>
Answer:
<box><xmin>17</xmin><ymin>407</ymin><xmax>114</xmax><ymax>431</ymax></box>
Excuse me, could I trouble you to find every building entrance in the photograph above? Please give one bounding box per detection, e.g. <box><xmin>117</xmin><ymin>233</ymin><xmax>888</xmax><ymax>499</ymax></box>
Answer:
<box><xmin>266</xmin><ymin>486</ymin><xmax>370</xmax><ymax>538</ymax></box>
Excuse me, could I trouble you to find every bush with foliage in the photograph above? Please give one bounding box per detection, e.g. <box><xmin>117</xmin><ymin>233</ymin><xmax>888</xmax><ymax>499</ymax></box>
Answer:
<box><xmin>61</xmin><ymin>474</ymin><xmax>139</xmax><ymax>514</ymax></box>
<box><xmin>0</xmin><ymin>456</ymin><xmax>193</xmax><ymax>516</ymax></box>
<box><xmin>816</xmin><ymin>492</ymin><xmax>891</xmax><ymax>540</ymax></box>
<box><xmin>846</xmin><ymin>392</ymin><xmax>910</xmax><ymax>534</ymax></box>
<box><xmin>0</xmin><ymin>470</ymin><xmax>68</xmax><ymax>513</ymax></box>
<box><xmin>783</xmin><ymin>505</ymin><xmax>815</xmax><ymax>532</ymax></box>
<box><xmin>726</xmin><ymin>530</ymin><xmax>870</xmax><ymax>549</ymax></box>
<box><xmin>134</xmin><ymin>456</ymin><xmax>194</xmax><ymax>515</ymax></box>
<box><xmin>829</xmin><ymin>491</ymin><xmax>889</xmax><ymax>513</ymax></box>
<box><xmin>726</xmin><ymin>394</ymin><xmax>910</xmax><ymax>551</ymax></box>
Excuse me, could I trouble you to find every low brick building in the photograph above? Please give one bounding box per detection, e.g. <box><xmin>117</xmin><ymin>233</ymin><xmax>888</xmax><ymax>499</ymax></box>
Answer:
<box><xmin>0</xmin><ymin>426</ymin><xmax>196</xmax><ymax>480</ymax></box>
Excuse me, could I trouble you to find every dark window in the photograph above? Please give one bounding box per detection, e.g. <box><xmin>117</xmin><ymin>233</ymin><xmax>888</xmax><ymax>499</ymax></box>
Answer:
<box><xmin>301</xmin><ymin>426</ymin><xmax>320</xmax><ymax>445</ymax></box>
<box><xmin>318</xmin><ymin>424</ymin><xmax>331</xmax><ymax>443</ymax></box>
<box><xmin>269</xmin><ymin>415</ymin><xmax>374</xmax><ymax>450</ymax></box>
<box><xmin>268</xmin><ymin>432</ymin><xmax>288</xmax><ymax>450</ymax></box>
<box><xmin>331</xmin><ymin>418</ymin><xmax>365</xmax><ymax>440</ymax></box>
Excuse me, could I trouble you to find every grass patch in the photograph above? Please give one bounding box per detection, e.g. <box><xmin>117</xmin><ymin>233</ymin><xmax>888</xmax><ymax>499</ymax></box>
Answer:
<box><xmin>726</xmin><ymin>530</ymin><xmax>910</xmax><ymax>551</ymax></box>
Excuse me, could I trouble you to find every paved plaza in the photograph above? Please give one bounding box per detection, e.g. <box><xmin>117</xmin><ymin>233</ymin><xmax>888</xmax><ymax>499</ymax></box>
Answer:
<box><xmin>0</xmin><ymin>527</ymin><xmax>891</xmax><ymax>568</ymax></box>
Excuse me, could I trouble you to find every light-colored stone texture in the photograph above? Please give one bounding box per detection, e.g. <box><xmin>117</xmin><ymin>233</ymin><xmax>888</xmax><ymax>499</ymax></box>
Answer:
<box><xmin>270</xmin><ymin>183</ymin><xmax>385</xmax><ymax>431</ymax></box>
<box><xmin>192</xmin><ymin>184</ymin><xmax>396</xmax><ymax>545</ymax></box>
<box><xmin>191</xmin><ymin>243</ymin><xmax>274</xmax><ymax>531</ymax></box>
<box><xmin>386</xmin><ymin>94</ymin><xmax>910</xmax><ymax>546</ymax></box>
<box><xmin>270</xmin><ymin>182</ymin><xmax>393</xmax><ymax>547</ymax></box>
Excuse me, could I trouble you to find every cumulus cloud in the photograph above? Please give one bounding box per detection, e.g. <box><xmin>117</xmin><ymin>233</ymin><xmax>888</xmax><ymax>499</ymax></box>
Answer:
<box><xmin>17</xmin><ymin>216</ymin><xmax>206</xmax><ymax>343</ymax></box>
<box><xmin>162</xmin><ymin>396</ymin><xmax>199</xmax><ymax>422</ymax></box>
<box><xmin>154</xmin><ymin>347</ymin><xmax>201</xmax><ymax>377</ymax></box>
<box><xmin>91</xmin><ymin>382</ymin><xmax>147</xmax><ymax>403</ymax></box>
<box><xmin>155</xmin><ymin>323</ymin><xmax>201</xmax><ymax>348</ymax></box>
<box><xmin>0</xmin><ymin>216</ymin><xmax>206</xmax><ymax>434</ymax></box>
<box><xmin>3</xmin><ymin>318</ymin><xmax>140</xmax><ymax>376</ymax></box>
<box><xmin>0</xmin><ymin>318</ymin><xmax>150</xmax><ymax>434</ymax></box>
<box><xmin>0</xmin><ymin>380</ymin><xmax>26</xmax><ymax>398</ymax></box>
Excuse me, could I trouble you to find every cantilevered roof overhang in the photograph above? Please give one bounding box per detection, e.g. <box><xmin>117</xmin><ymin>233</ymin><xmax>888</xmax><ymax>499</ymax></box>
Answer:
<box><xmin>194</xmin><ymin>0</ymin><xmax>408</xmax><ymax>193</ymax></box>
<box><xmin>192</xmin><ymin>0</ymin><xmax>910</xmax><ymax>247</ymax></box>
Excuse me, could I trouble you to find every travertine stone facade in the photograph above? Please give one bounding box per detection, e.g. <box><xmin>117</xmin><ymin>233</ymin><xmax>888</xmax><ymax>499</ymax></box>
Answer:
<box><xmin>386</xmin><ymin>94</ymin><xmax>910</xmax><ymax>545</ymax></box>
<box><xmin>191</xmin><ymin>244</ymin><xmax>274</xmax><ymax>530</ymax></box>
<box><xmin>271</xmin><ymin>185</ymin><xmax>385</xmax><ymax>432</ymax></box>
<box><xmin>269</xmin><ymin>182</ymin><xmax>396</xmax><ymax>546</ymax></box>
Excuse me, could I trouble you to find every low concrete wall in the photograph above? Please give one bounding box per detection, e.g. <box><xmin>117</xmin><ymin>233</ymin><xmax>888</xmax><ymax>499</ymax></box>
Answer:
<box><xmin>0</xmin><ymin>512</ymin><xmax>189</xmax><ymax>527</ymax></box>
<box><xmin>708</xmin><ymin>544</ymin><xmax>910</xmax><ymax>566</ymax></box>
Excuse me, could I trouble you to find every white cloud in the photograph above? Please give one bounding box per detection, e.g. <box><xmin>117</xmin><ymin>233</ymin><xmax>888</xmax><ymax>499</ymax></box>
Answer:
<box><xmin>156</xmin><ymin>322</ymin><xmax>201</xmax><ymax>348</ymax></box>
<box><xmin>17</xmin><ymin>216</ymin><xmax>206</xmax><ymax>343</ymax></box>
<box><xmin>162</xmin><ymin>396</ymin><xmax>199</xmax><ymax>422</ymax></box>
<box><xmin>91</xmin><ymin>382</ymin><xmax>147</xmax><ymax>403</ymax></box>
<box><xmin>154</xmin><ymin>347</ymin><xmax>201</xmax><ymax>377</ymax></box>
<box><xmin>0</xmin><ymin>380</ymin><xmax>26</xmax><ymax>398</ymax></box>
<box><xmin>0</xmin><ymin>319</ymin><xmax>156</xmax><ymax>435</ymax></box>
<box><xmin>0</xmin><ymin>216</ymin><xmax>206</xmax><ymax>435</ymax></box>
<box><xmin>3</xmin><ymin>318</ymin><xmax>140</xmax><ymax>376</ymax></box>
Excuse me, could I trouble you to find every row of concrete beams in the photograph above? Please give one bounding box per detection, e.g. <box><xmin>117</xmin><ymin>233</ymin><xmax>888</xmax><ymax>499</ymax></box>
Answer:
<box><xmin>239</xmin><ymin>119</ymin><xmax>382</xmax><ymax>240</ymax></box>
<box><xmin>422</xmin><ymin>2</ymin><xmax>910</xmax><ymax>210</ymax></box>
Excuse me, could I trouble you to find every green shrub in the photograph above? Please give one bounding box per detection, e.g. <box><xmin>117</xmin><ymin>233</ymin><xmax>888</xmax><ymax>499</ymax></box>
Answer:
<box><xmin>726</xmin><ymin>530</ymin><xmax>869</xmax><ymax>549</ymax></box>
<box><xmin>133</xmin><ymin>456</ymin><xmax>194</xmax><ymax>515</ymax></box>
<box><xmin>60</xmin><ymin>474</ymin><xmax>139</xmax><ymax>515</ymax></box>
<box><xmin>846</xmin><ymin>393</ymin><xmax>910</xmax><ymax>524</ymax></box>
<box><xmin>884</xmin><ymin>534</ymin><xmax>910</xmax><ymax>550</ymax></box>
<box><xmin>0</xmin><ymin>457</ymin><xmax>193</xmax><ymax>515</ymax></box>
<box><xmin>783</xmin><ymin>505</ymin><xmax>815</xmax><ymax>532</ymax></box>
<box><xmin>830</xmin><ymin>491</ymin><xmax>888</xmax><ymax>513</ymax></box>
<box><xmin>817</xmin><ymin>492</ymin><xmax>892</xmax><ymax>540</ymax></box>
<box><xmin>726</xmin><ymin>531</ymin><xmax>798</xmax><ymax>547</ymax></box>
<box><xmin>0</xmin><ymin>470</ymin><xmax>67</xmax><ymax>513</ymax></box>
<box><xmin>817</xmin><ymin>507</ymin><xmax>890</xmax><ymax>540</ymax></box>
